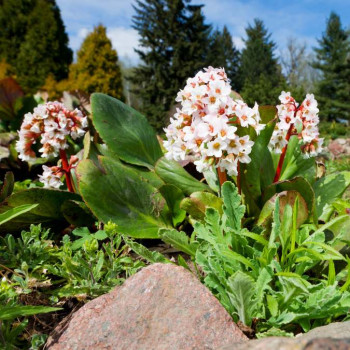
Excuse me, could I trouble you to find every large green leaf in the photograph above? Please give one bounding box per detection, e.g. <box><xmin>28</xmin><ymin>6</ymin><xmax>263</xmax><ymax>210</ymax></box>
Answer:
<box><xmin>61</xmin><ymin>200</ymin><xmax>95</xmax><ymax>227</ymax></box>
<box><xmin>263</xmin><ymin>177</ymin><xmax>316</xmax><ymax>222</ymax></box>
<box><xmin>227</xmin><ymin>271</ymin><xmax>255</xmax><ymax>326</ymax></box>
<box><xmin>77</xmin><ymin>156</ymin><xmax>170</xmax><ymax>238</ymax></box>
<box><xmin>0</xmin><ymin>203</ymin><xmax>37</xmax><ymax>226</ymax></box>
<box><xmin>279</xmin><ymin>136</ymin><xmax>317</xmax><ymax>185</ymax></box>
<box><xmin>180</xmin><ymin>191</ymin><xmax>223</xmax><ymax>221</ymax></box>
<box><xmin>240</xmin><ymin>120</ymin><xmax>275</xmax><ymax>216</ymax></box>
<box><xmin>159</xmin><ymin>184</ymin><xmax>186</xmax><ymax>226</ymax></box>
<box><xmin>313</xmin><ymin>171</ymin><xmax>350</xmax><ymax>221</ymax></box>
<box><xmin>155</xmin><ymin>157</ymin><xmax>211</xmax><ymax>195</ymax></box>
<box><xmin>258</xmin><ymin>191</ymin><xmax>308</xmax><ymax>229</ymax></box>
<box><xmin>222</xmin><ymin>182</ymin><xmax>245</xmax><ymax>231</ymax></box>
<box><xmin>91</xmin><ymin>93</ymin><xmax>163</xmax><ymax>168</ymax></box>
<box><xmin>0</xmin><ymin>189</ymin><xmax>81</xmax><ymax>233</ymax></box>
<box><xmin>0</xmin><ymin>305</ymin><xmax>62</xmax><ymax>321</ymax></box>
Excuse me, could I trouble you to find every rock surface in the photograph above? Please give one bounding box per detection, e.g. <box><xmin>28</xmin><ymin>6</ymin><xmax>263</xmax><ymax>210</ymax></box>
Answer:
<box><xmin>220</xmin><ymin>322</ymin><xmax>350</xmax><ymax>350</ymax></box>
<box><xmin>328</xmin><ymin>138</ymin><xmax>350</xmax><ymax>158</ymax></box>
<box><xmin>47</xmin><ymin>263</ymin><xmax>247</xmax><ymax>350</ymax></box>
<box><xmin>221</xmin><ymin>337</ymin><xmax>350</xmax><ymax>350</ymax></box>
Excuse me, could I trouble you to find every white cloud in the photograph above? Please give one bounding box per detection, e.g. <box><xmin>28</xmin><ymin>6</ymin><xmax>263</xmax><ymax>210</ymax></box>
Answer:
<box><xmin>69</xmin><ymin>26</ymin><xmax>140</xmax><ymax>65</ymax></box>
<box><xmin>232</xmin><ymin>36</ymin><xmax>245</xmax><ymax>50</ymax></box>
<box><xmin>107</xmin><ymin>27</ymin><xmax>140</xmax><ymax>65</ymax></box>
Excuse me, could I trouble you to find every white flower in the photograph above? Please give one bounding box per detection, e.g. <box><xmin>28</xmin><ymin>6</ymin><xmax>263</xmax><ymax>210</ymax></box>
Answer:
<box><xmin>39</xmin><ymin>165</ymin><xmax>63</xmax><ymax>189</ymax></box>
<box><xmin>207</xmin><ymin>138</ymin><xmax>227</xmax><ymax>158</ymax></box>
<box><xmin>269</xmin><ymin>92</ymin><xmax>322</xmax><ymax>158</ymax></box>
<box><xmin>163</xmin><ymin>67</ymin><xmax>262</xmax><ymax>175</ymax></box>
<box><xmin>16</xmin><ymin>102</ymin><xmax>87</xmax><ymax>161</ymax></box>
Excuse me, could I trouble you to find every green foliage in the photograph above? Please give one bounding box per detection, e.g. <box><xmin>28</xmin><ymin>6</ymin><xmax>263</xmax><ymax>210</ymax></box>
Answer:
<box><xmin>160</xmin><ymin>183</ymin><xmax>350</xmax><ymax>335</ymax></box>
<box><xmin>78</xmin><ymin>94</ymin><xmax>211</xmax><ymax>238</ymax></box>
<box><xmin>69</xmin><ymin>25</ymin><xmax>124</xmax><ymax>100</ymax></box>
<box><xmin>240</xmin><ymin>19</ymin><xmax>286</xmax><ymax>105</ymax></box>
<box><xmin>77</xmin><ymin>156</ymin><xmax>170</xmax><ymax>238</ymax></box>
<box><xmin>0</xmin><ymin>188</ymin><xmax>88</xmax><ymax>233</ymax></box>
<box><xmin>90</xmin><ymin>93</ymin><xmax>162</xmax><ymax>168</ymax></box>
<box><xmin>313</xmin><ymin>12</ymin><xmax>350</xmax><ymax>121</ymax></box>
<box><xmin>319</xmin><ymin>121</ymin><xmax>350</xmax><ymax>140</ymax></box>
<box><xmin>0</xmin><ymin>0</ymin><xmax>72</xmax><ymax>92</ymax></box>
<box><xmin>0</xmin><ymin>223</ymin><xmax>144</xmax><ymax>348</ymax></box>
<box><xmin>131</xmin><ymin>0</ymin><xmax>212</xmax><ymax>130</ymax></box>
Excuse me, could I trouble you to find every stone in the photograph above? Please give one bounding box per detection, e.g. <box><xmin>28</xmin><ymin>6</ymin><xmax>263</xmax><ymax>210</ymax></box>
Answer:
<box><xmin>47</xmin><ymin>263</ymin><xmax>247</xmax><ymax>350</ymax></box>
<box><xmin>221</xmin><ymin>337</ymin><xmax>350</xmax><ymax>350</ymax></box>
<box><xmin>328</xmin><ymin>138</ymin><xmax>350</xmax><ymax>158</ymax></box>
<box><xmin>220</xmin><ymin>321</ymin><xmax>350</xmax><ymax>350</ymax></box>
<box><xmin>302</xmin><ymin>321</ymin><xmax>350</xmax><ymax>340</ymax></box>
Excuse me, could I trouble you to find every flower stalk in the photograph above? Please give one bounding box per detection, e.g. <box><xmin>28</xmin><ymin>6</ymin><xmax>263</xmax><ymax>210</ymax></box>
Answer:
<box><xmin>273</xmin><ymin>124</ymin><xmax>293</xmax><ymax>182</ymax></box>
<box><xmin>59</xmin><ymin>150</ymin><xmax>74</xmax><ymax>192</ymax></box>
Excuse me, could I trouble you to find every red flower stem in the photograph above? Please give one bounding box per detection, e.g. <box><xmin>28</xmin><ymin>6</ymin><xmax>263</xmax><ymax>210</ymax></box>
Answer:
<box><xmin>273</xmin><ymin>124</ymin><xmax>294</xmax><ymax>183</ymax></box>
<box><xmin>59</xmin><ymin>149</ymin><xmax>74</xmax><ymax>192</ymax></box>
<box><xmin>216</xmin><ymin>159</ymin><xmax>227</xmax><ymax>187</ymax></box>
<box><xmin>237</xmin><ymin>161</ymin><xmax>241</xmax><ymax>194</ymax></box>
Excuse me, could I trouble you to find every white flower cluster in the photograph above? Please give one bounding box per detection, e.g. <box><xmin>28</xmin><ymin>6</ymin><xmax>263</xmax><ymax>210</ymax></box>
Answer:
<box><xmin>38</xmin><ymin>165</ymin><xmax>63</xmax><ymax>189</ymax></box>
<box><xmin>38</xmin><ymin>155</ymin><xmax>79</xmax><ymax>189</ymax></box>
<box><xmin>16</xmin><ymin>101</ymin><xmax>88</xmax><ymax>161</ymax></box>
<box><xmin>269</xmin><ymin>92</ymin><xmax>323</xmax><ymax>157</ymax></box>
<box><xmin>164</xmin><ymin>67</ymin><xmax>264</xmax><ymax>176</ymax></box>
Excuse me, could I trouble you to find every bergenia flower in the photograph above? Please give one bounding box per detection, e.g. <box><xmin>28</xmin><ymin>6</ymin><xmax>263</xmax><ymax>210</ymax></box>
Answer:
<box><xmin>163</xmin><ymin>67</ymin><xmax>264</xmax><ymax>176</ymax></box>
<box><xmin>269</xmin><ymin>92</ymin><xmax>323</xmax><ymax>158</ymax></box>
<box><xmin>16</xmin><ymin>102</ymin><xmax>87</xmax><ymax>191</ymax></box>
<box><xmin>16</xmin><ymin>101</ymin><xmax>88</xmax><ymax>161</ymax></box>
<box><xmin>38</xmin><ymin>165</ymin><xmax>64</xmax><ymax>189</ymax></box>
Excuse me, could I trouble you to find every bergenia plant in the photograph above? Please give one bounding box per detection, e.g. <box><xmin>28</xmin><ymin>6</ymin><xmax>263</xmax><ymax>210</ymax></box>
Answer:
<box><xmin>270</xmin><ymin>91</ymin><xmax>323</xmax><ymax>182</ymax></box>
<box><xmin>163</xmin><ymin>66</ymin><xmax>265</xmax><ymax>188</ymax></box>
<box><xmin>16</xmin><ymin>101</ymin><xmax>87</xmax><ymax>191</ymax></box>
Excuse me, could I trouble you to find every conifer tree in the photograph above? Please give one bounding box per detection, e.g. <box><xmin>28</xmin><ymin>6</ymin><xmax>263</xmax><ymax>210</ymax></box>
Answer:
<box><xmin>313</xmin><ymin>12</ymin><xmax>350</xmax><ymax>121</ymax></box>
<box><xmin>207</xmin><ymin>26</ymin><xmax>242</xmax><ymax>91</ymax></box>
<box><xmin>68</xmin><ymin>25</ymin><xmax>124</xmax><ymax>100</ymax></box>
<box><xmin>240</xmin><ymin>19</ymin><xmax>285</xmax><ymax>105</ymax></box>
<box><xmin>131</xmin><ymin>0</ymin><xmax>211</xmax><ymax>130</ymax></box>
<box><xmin>1</xmin><ymin>0</ymin><xmax>72</xmax><ymax>92</ymax></box>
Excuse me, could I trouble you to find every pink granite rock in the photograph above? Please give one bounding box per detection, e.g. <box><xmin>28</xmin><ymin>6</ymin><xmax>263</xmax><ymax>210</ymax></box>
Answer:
<box><xmin>328</xmin><ymin>138</ymin><xmax>350</xmax><ymax>158</ymax></box>
<box><xmin>47</xmin><ymin>263</ymin><xmax>247</xmax><ymax>350</ymax></box>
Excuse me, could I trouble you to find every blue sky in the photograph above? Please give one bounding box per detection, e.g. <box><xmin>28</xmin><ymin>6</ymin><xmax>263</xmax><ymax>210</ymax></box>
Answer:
<box><xmin>56</xmin><ymin>0</ymin><xmax>350</xmax><ymax>65</ymax></box>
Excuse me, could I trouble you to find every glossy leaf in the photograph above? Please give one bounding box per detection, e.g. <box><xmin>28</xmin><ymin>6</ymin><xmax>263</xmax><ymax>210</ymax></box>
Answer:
<box><xmin>0</xmin><ymin>305</ymin><xmax>61</xmax><ymax>321</ymax></box>
<box><xmin>91</xmin><ymin>93</ymin><xmax>163</xmax><ymax>168</ymax></box>
<box><xmin>0</xmin><ymin>203</ymin><xmax>37</xmax><ymax>226</ymax></box>
<box><xmin>0</xmin><ymin>189</ymin><xmax>81</xmax><ymax>233</ymax></box>
<box><xmin>77</xmin><ymin>156</ymin><xmax>170</xmax><ymax>238</ymax></box>
<box><xmin>313</xmin><ymin>171</ymin><xmax>350</xmax><ymax>221</ymax></box>
<box><xmin>155</xmin><ymin>157</ymin><xmax>211</xmax><ymax>195</ymax></box>
<box><xmin>159</xmin><ymin>184</ymin><xmax>186</xmax><ymax>226</ymax></box>
<box><xmin>240</xmin><ymin>120</ymin><xmax>275</xmax><ymax>216</ymax></box>
<box><xmin>180</xmin><ymin>191</ymin><xmax>222</xmax><ymax>221</ymax></box>
<box><xmin>263</xmin><ymin>177</ymin><xmax>316</xmax><ymax>222</ymax></box>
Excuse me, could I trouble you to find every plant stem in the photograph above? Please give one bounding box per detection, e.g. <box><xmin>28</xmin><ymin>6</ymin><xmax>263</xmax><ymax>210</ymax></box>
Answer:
<box><xmin>59</xmin><ymin>149</ymin><xmax>74</xmax><ymax>192</ymax></box>
<box><xmin>217</xmin><ymin>165</ymin><xmax>227</xmax><ymax>187</ymax></box>
<box><xmin>273</xmin><ymin>124</ymin><xmax>294</xmax><ymax>183</ymax></box>
<box><xmin>237</xmin><ymin>161</ymin><xmax>241</xmax><ymax>194</ymax></box>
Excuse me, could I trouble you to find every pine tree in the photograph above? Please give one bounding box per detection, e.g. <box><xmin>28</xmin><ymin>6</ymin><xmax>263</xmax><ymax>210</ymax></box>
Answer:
<box><xmin>0</xmin><ymin>0</ymin><xmax>32</xmax><ymax>71</ymax></box>
<box><xmin>68</xmin><ymin>25</ymin><xmax>124</xmax><ymax>100</ymax></box>
<box><xmin>313</xmin><ymin>12</ymin><xmax>350</xmax><ymax>121</ymax></box>
<box><xmin>1</xmin><ymin>0</ymin><xmax>72</xmax><ymax>92</ymax></box>
<box><xmin>240</xmin><ymin>19</ymin><xmax>285</xmax><ymax>105</ymax></box>
<box><xmin>207</xmin><ymin>26</ymin><xmax>242</xmax><ymax>91</ymax></box>
<box><xmin>131</xmin><ymin>0</ymin><xmax>211</xmax><ymax>130</ymax></box>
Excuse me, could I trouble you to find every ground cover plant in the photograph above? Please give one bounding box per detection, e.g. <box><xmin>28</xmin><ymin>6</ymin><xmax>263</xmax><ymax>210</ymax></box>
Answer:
<box><xmin>1</xmin><ymin>66</ymin><xmax>350</xmax><ymax>348</ymax></box>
